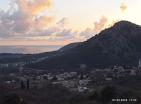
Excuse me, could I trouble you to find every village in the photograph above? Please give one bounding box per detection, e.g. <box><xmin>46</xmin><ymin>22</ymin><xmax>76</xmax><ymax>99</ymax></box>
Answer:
<box><xmin>1</xmin><ymin>59</ymin><xmax>141</xmax><ymax>93</ymax></box>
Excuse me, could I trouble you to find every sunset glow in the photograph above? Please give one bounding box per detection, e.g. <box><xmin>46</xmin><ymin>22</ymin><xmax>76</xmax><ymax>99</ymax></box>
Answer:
<box><xmin>0</xmin><ymin>0</ymin><xmax>141</xmax><ymax>46</ymax></box>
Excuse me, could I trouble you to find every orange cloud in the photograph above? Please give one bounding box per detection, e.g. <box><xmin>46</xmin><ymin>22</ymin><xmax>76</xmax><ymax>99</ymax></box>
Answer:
<box><xmin>30</xmin><ymin>0</ymin><xmax>52</xmax><ymax>15</ymax></box>
<box><xmin>12</xmin><ymin>0</ymin><xmax>54</xmax><ymax>33</ymax></box>
<box><xmin>16</xmin><ymin>0</ymin><xmax>52</xmax><ymax>16</ymax></box>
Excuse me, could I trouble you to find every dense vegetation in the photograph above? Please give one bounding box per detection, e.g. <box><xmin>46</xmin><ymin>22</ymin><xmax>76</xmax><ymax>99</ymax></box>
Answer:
<box><xmin>1</xmin><ymin>79</ymin><xmax>141</xmax><ymax>104</ymax></box>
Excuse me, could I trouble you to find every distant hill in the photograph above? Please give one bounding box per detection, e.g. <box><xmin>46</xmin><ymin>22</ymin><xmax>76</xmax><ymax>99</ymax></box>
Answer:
<box><xmin>0</xmin><ymin>52</ymin><xmax>55</xmax><ymax>64</ymax></box>
<box><xmin>27</xmin><ymin>21</ymin><xmax>141</xmax><ymax>70</ymax></box>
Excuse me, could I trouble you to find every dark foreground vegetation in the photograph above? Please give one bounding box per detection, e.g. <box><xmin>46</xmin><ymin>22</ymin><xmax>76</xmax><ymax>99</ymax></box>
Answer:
<box><xmin>0</xmin><ymin>82</ymin><xmax>141</xmax><ymax>104</ymax></box>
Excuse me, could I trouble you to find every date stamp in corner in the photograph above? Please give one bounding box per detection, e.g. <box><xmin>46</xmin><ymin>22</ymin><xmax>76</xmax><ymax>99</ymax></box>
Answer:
<box><xmin>112</xmin><ymin>98</ymin><xmax>137</xmax><ymax>102</ymax></box>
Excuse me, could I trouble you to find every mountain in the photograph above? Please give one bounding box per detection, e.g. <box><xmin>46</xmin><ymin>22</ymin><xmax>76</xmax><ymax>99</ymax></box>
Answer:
<box><xmin>27</xmin><ymin>21</ymin><xmax>141</xmax><ymax>70</ymax></box>
<box><xmin>59</xmin><ymin>42</ymin><xmax>81</xmax><ymax>52</ymax></box>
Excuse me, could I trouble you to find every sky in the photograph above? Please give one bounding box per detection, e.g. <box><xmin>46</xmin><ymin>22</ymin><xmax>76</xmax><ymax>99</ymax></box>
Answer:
<box><xmin>0</xmin><ymin>0</ymin><xmax>141</xmax><ymax>46</ymax></box>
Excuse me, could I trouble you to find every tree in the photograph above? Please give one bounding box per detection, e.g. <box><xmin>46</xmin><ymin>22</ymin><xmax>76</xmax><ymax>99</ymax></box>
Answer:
<box><xmin>26</xmin><ymin>79</ymin><xmax>29</xmax><ymax>90</ymax></box>
<box><xmin>21</xmin><ymin>81</ymin><xmax>25</xmax><ymax>89</ymax></box>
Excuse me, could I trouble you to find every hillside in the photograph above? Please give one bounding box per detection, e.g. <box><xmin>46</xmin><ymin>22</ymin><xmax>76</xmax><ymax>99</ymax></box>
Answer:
<box><xmin>27</xmin><ymin>21</ymin><xmax>141</xmax><ymax>70</ymax></box>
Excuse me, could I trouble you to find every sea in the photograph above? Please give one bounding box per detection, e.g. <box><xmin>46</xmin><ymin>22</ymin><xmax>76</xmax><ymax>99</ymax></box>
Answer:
<box><xmin>0</xmin><ymin>45</ymin><xmax>62</xmax><ymax>54</ymax></box>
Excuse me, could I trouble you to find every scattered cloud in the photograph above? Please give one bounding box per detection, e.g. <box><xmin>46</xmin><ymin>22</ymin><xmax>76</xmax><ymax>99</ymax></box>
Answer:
<box><xmin>0</xmin><ymin>0</ymin><xmax>54</xmax><ymax>38</ymax></box>
<box><xmin>80</xmin><ymin>16</ymin><xmax>108</xmax><ymax>39</ymax></box>
<box><xmin>94</xmin><ymin>16</ymin><xmax>108</xmax><ymax>32</ymax></box>
<box><xmin>120</xmin><ymin>2</ymin><xmax>127</xmax><ymax>13</ymax></box>
<box><xmin>0</xmin><ymin>0</ymin><xmax>123</xmax><ymax>46</ymax></box>
<box><xmin>57</xmin><ymin>17</ymin><xmax>69</xmax><ymax>28</ymax></box>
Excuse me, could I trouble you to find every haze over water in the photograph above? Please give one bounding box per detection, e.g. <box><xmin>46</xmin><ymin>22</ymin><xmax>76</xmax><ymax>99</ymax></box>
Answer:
<box><xmin>0</xmin><ymin>45</ymin><xmax>62</xmax><ymax>54</ymax></box>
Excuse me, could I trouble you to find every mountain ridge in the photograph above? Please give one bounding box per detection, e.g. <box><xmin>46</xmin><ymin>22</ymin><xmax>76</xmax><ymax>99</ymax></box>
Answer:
<box><xmin>27</xmin><ymin>21</ymin><xmax>141</xmax><ymax>70</ymax></box>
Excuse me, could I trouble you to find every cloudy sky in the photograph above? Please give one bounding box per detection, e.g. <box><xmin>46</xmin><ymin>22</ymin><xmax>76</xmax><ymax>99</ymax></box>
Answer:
<box><xmin>0</xmin><ymin>0</ymin><xmax>141</xmax><ymax>46</ymax></box>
